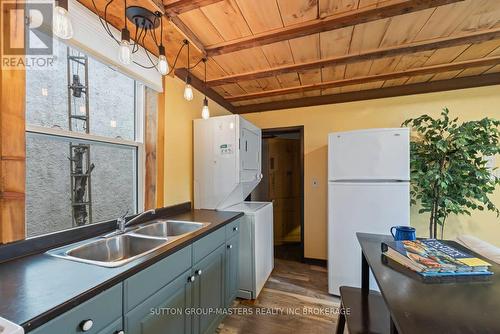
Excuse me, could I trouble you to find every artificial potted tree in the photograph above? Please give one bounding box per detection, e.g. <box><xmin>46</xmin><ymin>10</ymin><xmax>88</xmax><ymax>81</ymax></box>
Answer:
<box><xmin>402</xmin><ymin>108</ymin><xmax>500</xmax><ymax>239</ymax></box>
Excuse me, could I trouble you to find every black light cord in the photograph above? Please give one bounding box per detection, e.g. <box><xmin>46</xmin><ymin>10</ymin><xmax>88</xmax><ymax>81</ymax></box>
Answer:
<box><xmin>90</xmin><ymin>0</ymin><xmax>207</xmax><ymax>73</ymax></box>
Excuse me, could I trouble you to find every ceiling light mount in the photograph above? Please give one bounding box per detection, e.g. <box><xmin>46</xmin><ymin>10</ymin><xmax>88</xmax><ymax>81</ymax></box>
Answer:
<box><xmin>125</xmin><ymin>6</ymin><xmax>161</xmax><ymax>30</ymax></box>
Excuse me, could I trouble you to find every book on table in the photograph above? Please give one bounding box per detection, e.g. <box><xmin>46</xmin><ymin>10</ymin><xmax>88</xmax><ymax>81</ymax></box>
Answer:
<box><xmin>381</xmin><ymin>239</ymin><xmax>493</xmax><ymax>277</ymax></box>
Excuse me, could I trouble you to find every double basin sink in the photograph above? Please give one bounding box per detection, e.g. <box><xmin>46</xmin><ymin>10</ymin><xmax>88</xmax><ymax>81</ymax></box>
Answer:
<box><xmin>48</xmin><ymin>220</ymin><xmax>209</xmax><ymax>267</ymax></box>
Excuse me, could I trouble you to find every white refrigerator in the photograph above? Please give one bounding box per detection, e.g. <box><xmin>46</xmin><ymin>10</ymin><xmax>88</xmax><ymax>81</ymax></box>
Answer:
<box><xmin>328</xmin><ymin>128</ymin><xmax>410</xmax><ymax>296</ymax></box>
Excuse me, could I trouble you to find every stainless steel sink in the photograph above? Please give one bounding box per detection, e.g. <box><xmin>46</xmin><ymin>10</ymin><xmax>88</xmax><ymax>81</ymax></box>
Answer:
<box><xmin>48</xmin><ymin>234</ymin><xmax>167</xmax><ymax>267</ymax></box>
<box><xmin>132</xmin><ymin>220</ymin><xmax>209</xmax><ymax>239</ymax></box>
<box><xmin>47</xmin><ymin>220</ymin><xmax>210</xmax><ymax>267</ymax></box>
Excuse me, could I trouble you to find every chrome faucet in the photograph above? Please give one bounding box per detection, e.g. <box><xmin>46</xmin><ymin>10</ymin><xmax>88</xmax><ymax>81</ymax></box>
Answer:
<box><xmin>117</xmin><ymin>209</ymin><xmax>156</xmax><ymax>233</ymax></box>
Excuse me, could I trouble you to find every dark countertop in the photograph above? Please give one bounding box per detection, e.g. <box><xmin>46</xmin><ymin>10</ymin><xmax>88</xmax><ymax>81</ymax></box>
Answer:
<box><xmin>0</xmin><ymin>209</ymin><xmax>243</xmax><ymax>332</ymax></box>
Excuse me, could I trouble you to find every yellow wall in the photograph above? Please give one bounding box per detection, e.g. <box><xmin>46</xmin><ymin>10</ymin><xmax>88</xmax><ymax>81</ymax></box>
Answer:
<box><xmin>162</xmin><ymin>76</ymin><xmax>230</xmax><ymax>206</ymax></box>
<box><xmin>242</xmin><ymin>85</ymin><xmax>500</xmax><ymax>260</ymax></box>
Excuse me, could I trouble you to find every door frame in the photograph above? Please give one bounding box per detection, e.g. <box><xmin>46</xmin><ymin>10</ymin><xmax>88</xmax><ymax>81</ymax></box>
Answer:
<box><xmin>261</xmin><ymin>125</ymin><xmax>305</xmax><ymax>261</ymax></box>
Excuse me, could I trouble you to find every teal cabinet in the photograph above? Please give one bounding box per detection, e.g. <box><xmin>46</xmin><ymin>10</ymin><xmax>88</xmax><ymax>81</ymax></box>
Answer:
<box><xmin>29</xmin><ymin>219</ymin><xmax>242</xmax><ymax>334</ymax></box>
<box><xmin>192</xmin><ymin>244</ymin><xmax>226</xmax><ymax>334</ymax></box>
<box><xmin>124</xmin><ymin>246</ymin><xmax>192</xmax><ymax>312</ymax></box>
<box><xmin>30</xmin><ymin>284</ymin><xmax>123</xmax><ymax>334</ymax></box>
<box><xmin>125</xmin><ymin>269</ymin><xmax>193</xmax><ymax>334</ymax></box>
<box><xmin>97</xmin><ymin>318</ymin><xmax>123</xmax><ymax>334</ymax></box>
<box><xmin>225</xmin><ymin>233</ymin><xmax>240</xmax><ymax>307</ymax></box>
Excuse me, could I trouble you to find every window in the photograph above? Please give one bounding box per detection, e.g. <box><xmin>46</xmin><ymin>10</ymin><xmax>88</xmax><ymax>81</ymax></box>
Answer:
<box><xmin>25</xmin><ymin>38</ymin><xmax>145</xmax><ymax>238</ymax></box>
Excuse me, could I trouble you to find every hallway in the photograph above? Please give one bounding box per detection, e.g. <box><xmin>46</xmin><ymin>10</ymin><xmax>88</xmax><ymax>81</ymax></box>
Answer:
<box><xmin>218</xmin><ymin>259</ymin><xmax>340</xmax><ymax>334</ymax></box>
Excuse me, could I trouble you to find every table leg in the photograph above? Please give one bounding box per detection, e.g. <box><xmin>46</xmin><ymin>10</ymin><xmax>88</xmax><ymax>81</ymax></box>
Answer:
<box><xmin>361</xmin><ymin>252</ymin><xmax>369</xmax><ymax>293</ymax></box>
<box><xmin>335</xmin><ymin>302</ymin><xmax>346</xmax><ymax>334</ymax></box>
<box><xmin>390</xmin><ymin>317</ymin><xmax>399</xmax><ymax>334</ymax></box>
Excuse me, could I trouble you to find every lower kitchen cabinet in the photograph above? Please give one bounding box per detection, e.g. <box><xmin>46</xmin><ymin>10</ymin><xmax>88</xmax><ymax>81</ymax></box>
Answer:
<box><xmin>124</xmin><ymin>269</ymin><xmax>193</xmax><ymax>334</ymax></box>
<box><xmin>192</xmin><ymin>244</ymin><xmax>226</xmax><ymax>334</ymax></box>
<box><xmin>225</xmin><ymin>233</ymin><xmax>240</xmax><ymax>307</ymax></box>
<box><xmin>28</xmin><ymin>219</ymin><xmax>241</xmax><ymax>334</ymax></box>
<box><xmin>29</xmin><ymin>284</ymin><xmax>123</xmax><ymax>334</ymax></box>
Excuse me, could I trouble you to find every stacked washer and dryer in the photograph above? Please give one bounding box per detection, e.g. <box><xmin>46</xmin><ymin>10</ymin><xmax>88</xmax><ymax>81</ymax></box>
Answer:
<box><xmin>194</xmin><ymin>115</ymin><xmax>274</xmax><ymax>299</ymax></box>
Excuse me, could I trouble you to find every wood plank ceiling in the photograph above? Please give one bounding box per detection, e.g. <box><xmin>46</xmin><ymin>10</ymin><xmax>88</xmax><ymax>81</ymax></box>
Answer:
<box><xmin>80</xmin><ymin>0</ymin><xmax>500</xmax><ymax>113</ymax></box>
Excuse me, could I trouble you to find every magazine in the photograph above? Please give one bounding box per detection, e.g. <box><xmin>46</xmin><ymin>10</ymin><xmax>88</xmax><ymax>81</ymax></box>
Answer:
<box><xmin>381</xmin><ymin>239</ymin><xmax>492</xmax><ymax>277</ymax></box>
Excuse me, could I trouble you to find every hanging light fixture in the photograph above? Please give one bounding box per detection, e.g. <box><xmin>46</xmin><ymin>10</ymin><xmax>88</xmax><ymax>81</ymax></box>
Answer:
<box><xmin>183</xmin><ymin>40</ymin><xmax>194</xmax><ymax>101</ymax></box>
<box><xmin>157</xmin><ymin>17</ymin><xmax>169</xmax><ymax>75</ymax></box>
<box><xmin>201</xmin><ymin>58</ymin><xmax>210</xmax><ymax>119</ymax></box>
<box><xmin>91</xmin><ymin>1</ymin><xmax>205</xmax><ymax>84</ymax></box>
<box><xmin>201</xmin><ymin>97</ymin><xmax>210</xmax><ymax>119</ymax></box>
<box><xmin>118</xmin><ymin>0</ymin><xmax>131</xmax><ymax>64</ymax></box>
<box><xmin>91</xmin><ymin>1</ymin><xmax>174</xmax><ymax>75</ymax></box>
<box><xmin>53</xmin><ymin>0</ymin><xmax>74</xmax><ymax>39</ymax></box>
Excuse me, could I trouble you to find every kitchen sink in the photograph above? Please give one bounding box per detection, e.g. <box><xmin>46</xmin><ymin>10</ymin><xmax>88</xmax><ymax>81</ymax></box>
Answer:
<box><xmin>132</xmin><ymin>220</ymin><xmax>209</xmax><ymax>239</ymax></box>
<box><xmin>49</xmin><ymin>234</ymin><xmax>167</xmax><ymax>267</ymax></box>
<box><xmin>47</xmin><ymin>220</ymin><xmax>210</xmax><ymax>267</ymax></box>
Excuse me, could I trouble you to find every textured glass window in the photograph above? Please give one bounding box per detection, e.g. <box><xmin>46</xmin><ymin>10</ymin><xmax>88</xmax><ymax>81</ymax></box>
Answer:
<box><xmin>25</xmin><ymin>133</ymin><xmax>137</xmax><ymax>237</ymax></box>
<box><xmin>25</xmin><ymin>37</ymin><xmax>142</xmax><ymax>238</ymax></box>
<box><xmin>26</xmin><ymin>37</ymin><xmax>135</xmax><ymax>140</ymax></box>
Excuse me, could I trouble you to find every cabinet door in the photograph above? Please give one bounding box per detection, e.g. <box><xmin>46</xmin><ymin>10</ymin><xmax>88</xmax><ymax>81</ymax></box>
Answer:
<box><xmin>241</xmin><ymin>128</ymin><xmax>260</xmax><ymax>171</ymax></box>
<box><xmin>192</xmin><ymin>244</ymin><xmax>226</xmax><ymax>334</ymax></box>
<box><xmin>225</xmin><ymin>233</ymin><xmax>240</xmax><ymax>307</ymax></box>
<box><xmin>125</xmin><ymin>270</ymin><xmax>193</xmax><ymax>334</ymax></box>
<box><xmin>96</xmin><ymin>318</ymin><xmax>123</xmax><ymax>334</ymax></box>
<box><xmin>30</xmin><ymin>284</ymin><xmax>122</xmax><ymax>334</ymax></box>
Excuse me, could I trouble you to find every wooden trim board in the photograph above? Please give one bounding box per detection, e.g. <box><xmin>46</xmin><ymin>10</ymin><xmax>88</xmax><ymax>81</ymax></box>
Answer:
<box><xmin>234</xmin><ymin>73</ymin><xmax>500</xmax><ymax>113</ymax></box>
<box><xmin>227</xmin><ymin>56</ymin><xmax>500</xmax><ymax>102</ymax></box>
<box><xmin>174</xmin><ymin>68</ymin><xmax>236</xmax><ymax>112</ymax></box>
<box><xmin>207</xmin><ymin>28</ymin><xmax>500</xmax><ymax>86</ymax></box>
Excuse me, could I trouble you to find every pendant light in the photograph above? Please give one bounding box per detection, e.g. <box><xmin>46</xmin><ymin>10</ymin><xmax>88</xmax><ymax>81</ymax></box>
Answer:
<box><xmin>183</xmin><ymin>41</ymin><xmax>194</xmax><ymax>101</ymax></box>
<box><xmin>157</xmin><ymin>17</ymin><xmax>169</xmax><ymax>75</ymax></box>
<box><xmin>201</xmin><ymin>58</ymin><xmax>210</xmax><ymax>119</ymax></box>
<box><xmin>53</xmin><ymin>0</ymin><xmax>73</xmax><ymax>39</ymax></box>
<box><xmin>118</xmin><ymin>0</ymin><xmax>131</xmax><ymax>64</ymax></box>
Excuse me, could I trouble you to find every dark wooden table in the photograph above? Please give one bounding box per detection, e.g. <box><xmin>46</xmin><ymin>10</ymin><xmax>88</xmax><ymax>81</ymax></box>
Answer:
<box><xmin>336</xmin><ymin>233</ymin><xmax>500</xmax><ymax>334</ymax></box>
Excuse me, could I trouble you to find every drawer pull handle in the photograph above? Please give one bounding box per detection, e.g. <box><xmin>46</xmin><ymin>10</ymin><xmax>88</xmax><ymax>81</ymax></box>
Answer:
<box><xmin>80</xmin><ymin>319</ymin><xmax>94</xmax><ymax>332</ymax></box>
<box><xmin>188</xmin><ymin>275</ymin><xmax>196</xmax><ymax>283</ymax></box>
<box><xmin>227</xmin><ymin>244</ymin><xmax>233</xmax><ymax>249</ymax></box>
<box><xmin>233</xmin><ymin>227</ymin><xmax>238</xmax><ymax>231</ymax></box>
<box><xmin>195</xmin><ymin>269</ymin><xmax>203</xmax><ymax>276</ymax></box>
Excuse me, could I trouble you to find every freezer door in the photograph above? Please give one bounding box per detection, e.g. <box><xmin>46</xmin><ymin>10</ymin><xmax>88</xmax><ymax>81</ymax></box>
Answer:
<box><xmin>328</xmin><ymin>182</ymin><xmax>410</xmax><ymax>295</ymax></box>
<box><xmin>253</xmin><ymin>202</ymin><xmax>274</xmax><ymax>298</ymax></box>
<box><xmin>328</xmin><ymin>128</ymin><xmax>410</xmax><ymax>181</ymax></box>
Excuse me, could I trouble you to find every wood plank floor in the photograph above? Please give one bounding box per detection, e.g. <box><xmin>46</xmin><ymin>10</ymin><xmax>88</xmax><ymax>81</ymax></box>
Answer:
<box><xmin>218</xmin><ymin>259</ymin><xmax>341</xmax><ymax>334</ymax></box>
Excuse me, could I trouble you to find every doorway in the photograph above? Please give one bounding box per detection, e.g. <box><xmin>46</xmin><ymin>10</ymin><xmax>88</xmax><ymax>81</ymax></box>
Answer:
<box><xmin>251</xmin><ymin>126</ymin><xmax>304</xmax><ymax>262</ymax></box>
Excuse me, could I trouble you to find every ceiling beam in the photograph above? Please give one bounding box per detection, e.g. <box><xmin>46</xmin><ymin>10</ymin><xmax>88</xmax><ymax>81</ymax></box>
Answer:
<box><xmin>234</xmin><ymin>72</ymin><xmax>500</xmax><ymax>114</ymax></box>
<box><xmin>165</xmin><ymin>0</ymin><xmax>224</xmax><ymax>17</ymax></box>
<box><xmin>174</xmin><ymin>68</ymin><xmax>235</xmax><ymax>113</ymax></box>
<box><xmin>204</xmin><ymin>0</ymin><xmax>463</xmax><ymax>57</ymax></box>
<box><xmin>226</xmin><ymin>56</ymin><xmax>500</xmax><ymax>102</ymax></box>
<box><xmin>207</xmin><ymin>28</ymin><xmax>500</xmax><ymax>86</ymax></box>
<box><xmin>168</xmin><ymin>16</ymin><xmax>207</xmax><ymax>56</ymax></box>
<box><xmin>146</xmin><ymin>0</ymin><xmax>165</xmax><ymax>14</ymax></box>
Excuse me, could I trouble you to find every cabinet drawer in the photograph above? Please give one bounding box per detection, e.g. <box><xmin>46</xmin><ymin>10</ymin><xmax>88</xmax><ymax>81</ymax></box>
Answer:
<box><xmin>30</xmin><ymin>284</ymin><xmax>122</xmax><ymax>334</ymax></box>
<box><xmin>193</xmin><ymin>228</ymin><xmax>225</xmax><ymax>264</ymax></box>
<box><xmin>124</xmin><ymin>246</ymin><xmax>192</xmax><ymax>312</ymax></box>
<box><xmin>225</xmin><ymin>218</ymin><xmax>241</xmax><ymax>240</ymax></box>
